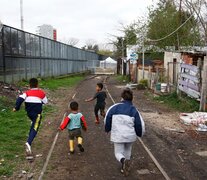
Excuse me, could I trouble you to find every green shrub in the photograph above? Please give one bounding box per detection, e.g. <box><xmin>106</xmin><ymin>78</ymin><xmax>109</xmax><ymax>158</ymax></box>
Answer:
<box><xmin>139</xmin><ymin>79</ymin><xmax>148</xmax><ymax>87</ymax></box>
<box><xmin>154</xmin><ymin>91</ymin><xmax>199</xmax><ymax>112</ymax></box>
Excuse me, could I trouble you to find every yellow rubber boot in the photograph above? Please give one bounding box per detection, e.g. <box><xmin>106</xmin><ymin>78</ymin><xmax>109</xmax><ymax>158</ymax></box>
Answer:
<box><xmin>78</xmin><ymin>137</ymin><xmax>83</xmax><ymax>145</ymax></box>
<box><xmin>69</xmin><ymin>140</ymin><xmax>74</xmax><ymax>153</ymax></box>
<box><xmin>77</xmin><ymin>137</ymin><xmax>84</xmax><ymax>152</ymax></box>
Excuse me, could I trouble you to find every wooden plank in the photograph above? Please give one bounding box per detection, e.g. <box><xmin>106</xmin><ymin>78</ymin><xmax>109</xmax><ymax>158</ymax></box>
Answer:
<box><xmin>178</xmin><ymin>80</ymin><xmax>200</xmax><ymax>92</ymax></box>
<box><xmin>199</xmin><ymin>64</ymin><xmax>207</xmax><ymax>111</ymax></box>
<box><xmin>178</xmin><ymin>85</ymin><xmax>200</xmax><ymax>99</ymax></box>
<box><xmin>180</xmin><ymin>73</ymin><xmax>200</xmax><ymax>83</ymax></box>
<box><xmin>180</xmin><ymin>63</ymin><xmax>199</xmax><ymax>73</ymax></box>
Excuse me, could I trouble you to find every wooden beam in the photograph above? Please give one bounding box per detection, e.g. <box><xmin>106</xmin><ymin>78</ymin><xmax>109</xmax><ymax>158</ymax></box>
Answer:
<box><xmin>180</xmin><ymin>73</ymin><xmax>200</xmax><ymax>83</ymax></box>
<box><xmin>178</xmin><ymin>85</ymin><xmax>200</xmax><ymax>99</ymax></box>
<box><xmin>199</xmin><ymin>64</ymin><xmax>207</xmax><ymax>111</ymax></box>
<box><xmin>178</xmin><ymin>80</ymin><xmax>200</xmax><ymax>92</ymax></box>
<box><xmin>180</xmin><ymin>63</ymin><xmax>199</xmax><ymax>73</ymax></box>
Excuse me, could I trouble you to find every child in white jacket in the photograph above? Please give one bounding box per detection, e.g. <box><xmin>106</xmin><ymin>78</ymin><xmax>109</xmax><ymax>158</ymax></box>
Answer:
<box><xmin>104</xmin><ymin>88</ymin><xmax>145</xmax><ymax>176</ymax></box>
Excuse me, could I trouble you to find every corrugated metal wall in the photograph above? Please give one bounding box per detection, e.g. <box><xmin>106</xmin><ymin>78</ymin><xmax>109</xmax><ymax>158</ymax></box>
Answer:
<box><xmin>0</xmin><ymin>25</ymin><xmax>101</xmax><ymax>83</ymax></box>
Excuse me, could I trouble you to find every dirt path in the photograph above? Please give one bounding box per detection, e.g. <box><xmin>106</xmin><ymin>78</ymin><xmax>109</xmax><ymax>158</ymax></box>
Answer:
<box><xmin>107</xmin><ymin>78</ymin><xmax>207</xmax><ymax>180</ymax></box>
<box><xmin>36</xmin><ymin>76</ymin><xmax>164</xmax><ymax>180</ymax></box>
<box><xmin>12</xmin><ymin>75</ymin><xmax>207</xmax><ymax>180</ymax></box>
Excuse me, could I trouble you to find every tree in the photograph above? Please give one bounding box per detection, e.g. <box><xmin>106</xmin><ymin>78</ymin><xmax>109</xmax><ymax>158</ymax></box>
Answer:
<box><xmin>67</xmin><ymin>38</ymin><xmax>79</xmax><ymax>46</ymax></box>
<box><xmin>147</xmin><ymin>0</ymin><xmax>202</xmax><ymax>50</ymax></box>
<box><xmin>83</xmin><ymin>39</ymin><xmax>99</xmax><ymax>52</ymax></box>
<box><xmin>97</xmin><ymin>49</ymin><xmax>113</xmax><ymax>57</ymax></box>
<box><xmin>182</xmin><ymin>0</ymin><xmax>207</xmax><ymax>43</ymax></box>
<box><xmin>61</xmin><ymin>37</ymin><xmax>79</xmax><ymax>46</ymax></box>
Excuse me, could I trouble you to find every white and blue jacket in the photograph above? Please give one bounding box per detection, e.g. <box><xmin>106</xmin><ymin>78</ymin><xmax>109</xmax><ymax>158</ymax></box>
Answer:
<box><xmin>104</xmin><ymin>100</ymin><xmax>145</xmax><ymax>143</ymax></box>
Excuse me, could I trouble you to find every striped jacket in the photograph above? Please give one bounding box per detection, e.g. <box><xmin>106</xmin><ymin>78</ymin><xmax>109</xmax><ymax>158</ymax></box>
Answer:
<box><xmin>104</xmin><ymin>100</ymin><xmax>145</xmax><ymax>143</ymax></box>
<box><xmin>15</xmin><ymin>88</ymin><xmax>48</xmax><ymax>119</ymax></box>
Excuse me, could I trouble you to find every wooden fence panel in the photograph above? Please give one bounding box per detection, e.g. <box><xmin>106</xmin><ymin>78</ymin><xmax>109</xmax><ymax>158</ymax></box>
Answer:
<box><xmin>178</xmin><ymin>63</ymin><xmax>201</xmax><ymax>99</ymax></box>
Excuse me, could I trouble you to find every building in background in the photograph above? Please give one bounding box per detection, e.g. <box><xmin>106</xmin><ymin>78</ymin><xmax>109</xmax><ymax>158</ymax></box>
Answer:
<box><xmin>36</xmin><ymin>24</ymin><xmax>57</xmax><ymax>40</ymax></box>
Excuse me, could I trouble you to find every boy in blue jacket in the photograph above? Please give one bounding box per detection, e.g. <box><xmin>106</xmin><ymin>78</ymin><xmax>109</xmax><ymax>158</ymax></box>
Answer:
<box><xmin>104</xmin><ymin>88</ymin><xmax>145</xmax><ymax>176</ymax></box>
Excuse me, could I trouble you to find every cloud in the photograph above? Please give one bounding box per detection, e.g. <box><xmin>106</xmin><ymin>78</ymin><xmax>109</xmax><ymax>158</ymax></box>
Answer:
<box><xmin>0</xmin><ymin>0</ymin><xmax>157</xmax><ymax>47</ymax></box>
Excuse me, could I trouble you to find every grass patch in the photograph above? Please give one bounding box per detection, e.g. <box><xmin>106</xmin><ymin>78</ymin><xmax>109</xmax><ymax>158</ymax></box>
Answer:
<box><xmin>0</xmin><ymin>75</ymin><xmax>84</xmax><ymax>177</ymax></box>
<box><xmin>154</xmin><ymin>92</ymin><xmax>199</xmax><ymax>112</ymax></box>
<box><xmin>0</xmin><ymin>96</ymin><xmax>30</xmax><ymax>176</ymax></box>
<box><xmin>116</xmin><ymin>75</ymin><xmax>130</xmax><ymax>83</ymax></box>
<box><xmin>18</xmin><ymin>75</ymin><xmax>84</xmax><ymax>90</ymax></box>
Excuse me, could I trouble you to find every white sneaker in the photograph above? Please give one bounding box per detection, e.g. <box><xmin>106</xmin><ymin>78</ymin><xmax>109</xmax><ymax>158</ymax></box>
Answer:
<box><xmin>25</xmin><ymin>142</ymin><xmax>32</xmax><ymax>155</ymax></box>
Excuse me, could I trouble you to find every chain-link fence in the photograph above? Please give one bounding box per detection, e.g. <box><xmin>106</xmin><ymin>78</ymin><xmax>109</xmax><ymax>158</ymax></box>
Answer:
<box><xmin>0</xmin><ymin>25</ymin><xmax>101</xmax><ymax>83</ymax></box>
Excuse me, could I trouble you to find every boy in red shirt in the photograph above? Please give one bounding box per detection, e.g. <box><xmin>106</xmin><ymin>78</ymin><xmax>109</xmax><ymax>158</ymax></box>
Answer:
<box><xmin>59</xmin><ymin>101</ymin><xmax>87</xmax><ymax>154</ymax></box>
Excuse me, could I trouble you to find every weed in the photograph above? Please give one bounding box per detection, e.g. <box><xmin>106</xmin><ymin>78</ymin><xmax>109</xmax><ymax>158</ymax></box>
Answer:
<box><xmin>18</xmin><ymin>75</ymin><xmax>84</xmax><ymax>90</ymax></box>
<box><xmin>154</xmin><ymin>92</ymin><xmax>199</xmax><ymax>112</ymax></box>
<box><xmin>116</xmin><ymin>75</ymin><xmax>130</xmax><ymax>83</ymax></box>
<box><xmin>139</xmin><ymin>79</ymin><xmax>148</xmax><ymax>87</ymax></box>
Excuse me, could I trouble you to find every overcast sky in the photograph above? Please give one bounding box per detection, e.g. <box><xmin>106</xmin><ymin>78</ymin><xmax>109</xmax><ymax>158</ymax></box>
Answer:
<box><xmin>0</xmin><ymin>0</ymin><xmax>157</xmax><ymax>48</ymax></box>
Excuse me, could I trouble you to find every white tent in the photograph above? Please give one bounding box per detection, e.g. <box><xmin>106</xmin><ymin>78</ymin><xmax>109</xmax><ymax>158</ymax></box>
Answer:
<box><xmin>100</xmin><ymin>57</ymin><xmax>117</xmax><ymax>69</ymax></box>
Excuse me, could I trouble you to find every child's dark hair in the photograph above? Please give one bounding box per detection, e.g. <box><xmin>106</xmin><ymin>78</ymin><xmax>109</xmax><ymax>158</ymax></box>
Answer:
<box><xmin>29</xmin><ymin>78</ymin><xmax>38</xmax><ymax>88</ymax></box>
<box><xmin>70</xmin><ymin>101</ymin><xmax>79</xmax><ymax>111</ymax></box>
<box><xmin>97</xmin><ymin>83</ymin><xmax>103</xmax><ymax>90</ymax></box>
<box><xmin>121</xmin><ymin>88</ymin><xmax>133</xmax><ymax>101</ymax></box>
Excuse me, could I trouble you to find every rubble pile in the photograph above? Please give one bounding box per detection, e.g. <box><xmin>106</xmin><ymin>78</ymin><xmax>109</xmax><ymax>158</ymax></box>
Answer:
<box><xmin>180</xmin><ymin>112</ymin><xmax>207</xmax><ymax>132</ymax></box>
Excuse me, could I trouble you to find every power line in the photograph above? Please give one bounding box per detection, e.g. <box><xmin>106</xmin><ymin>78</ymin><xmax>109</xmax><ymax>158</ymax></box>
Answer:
<box><xmin>147</xmin><ymin>12</ymin><xmax>195</xmax><ymax>42</ymax></box>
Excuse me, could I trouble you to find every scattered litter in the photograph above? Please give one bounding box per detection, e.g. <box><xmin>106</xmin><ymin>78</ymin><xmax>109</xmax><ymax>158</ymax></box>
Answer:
<box><xmin>3</xmin><ymin>86</ymin><xmax>9</xmax><ymax>89</ymax></box>
<box><xmin>1</xmin><ymin>109</ymin><xmax>6</xmax><ymax>112</ymax></box>
<box><xmin>27</xmin><ymin>173</ymin><xmax>34</xmax><ymax>179</ymax></box>
<box><xmin>180</xmin><ymin>112</ymin><xmax>207</xmax><ymax>126</ymax></box>
<box><xmin>26</xmin><ymin>156</ymin><xmax>34</xmax><ymax>160</ymax></box>
<box><xmin>0</xmin><ymin>162</ymin><xmax>2</xmax><ymax>165</ymax></box>
<box><xmin>196</xmin><ymin>151</ymin><xmax>207</xmax><ymax>157</ymax></box>
<box><xmin>196</xmin><ymin>124</ymin><xmax>207</xmax><ymax>132</ymax></box>
<box><xmin>126</xmin><ymin>83</ymin><xmax>138</xmax><ymax>90</ymax></box>
<box><xmin>0</xmin><ymin>159</ymin><xmax>4</xmax><ymax>162</ymax></box>
<box><xmin>18</xmin><ymin>174</ymin><xmax>23</xmax><ymax>178</ymax></box>
<box><xmin>156</xmin><ymin>111</ymin><xmax>162</xmax><ymax>114</ymax></box>
<box><xmin>178</xmin><ymin>154</ymin><xmax>184</xmax><ymax>163</ymax></box>
<box><xmin>22</xmin><ymin>170</ymin><xmax>27</xmax><ymax>174</ymax></box>
<box><xmin>137</xmin><ymin>169</ymin><xmax>151</xmax><ymax>175</ymax></box>
<box><xmin>36</xmin><ymin>154</ymin><xmax>43</xmax><ymax>158</ymax></box>
<box><xmin>164</xmin><ymin>127</ymin><xmax>185</xmax><ymax>133</ymax></box>
<box><xmin>141</xmin><ymin>109</ymin><xmax>154</xmax><ymax>113</ymax></box>
<box><xmin>15</xmin><ymin>155</ymin><xmax>19</xmax><ymax>158</ymax></box>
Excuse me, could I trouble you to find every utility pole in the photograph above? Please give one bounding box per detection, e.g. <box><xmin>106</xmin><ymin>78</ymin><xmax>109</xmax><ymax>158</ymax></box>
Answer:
<box><xmin>20</xmin><ymin>0</ymin><xmax>24</xmax><ymax>30</ymax></box>
<box><xmin>142</xmin><ymin>41</ymin><xmax>145</xmax><ymax>79</ymax></box>
<box><xmin>177</xmin><ymin>0</ymin><xmax>182</xmax><ymax>50</ymax></box>
<box><xmin>121</xmin><ymin>37</ymin><xmax>124</xmax><ymax>75</ymax></box>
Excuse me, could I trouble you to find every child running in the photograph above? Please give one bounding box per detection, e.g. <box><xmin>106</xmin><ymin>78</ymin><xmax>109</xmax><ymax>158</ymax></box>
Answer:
<box><xmin>59</xmin><ymin>101</ymin><xmax>87</xmax><ymax>154</ymax></box>
<box><xmin>85</xmin><ymin>82</ymin><xmax>107</xmax><ymax>124</ymax></box>
<box><xmin>104</xmin><ymin>88</ymin><xmax>145</xmax><ymax>176</ymax></box>
<box><xmin>13</xmin><ymin>78</ymin><xmax>48</xmax><ymax>155</ymax></box>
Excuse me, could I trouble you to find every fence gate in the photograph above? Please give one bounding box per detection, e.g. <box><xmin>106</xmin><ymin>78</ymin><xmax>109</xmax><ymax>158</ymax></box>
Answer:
<box><xmin>178</xmin><ymin>63</ymin><xmax>201</xmax><ymax>99</ymax></box>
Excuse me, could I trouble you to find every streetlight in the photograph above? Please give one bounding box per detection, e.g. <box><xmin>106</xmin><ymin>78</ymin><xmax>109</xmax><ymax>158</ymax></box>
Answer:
<box><xmin>20</xmin><ymin>0</ymin><xmax>24</xmax><ymax>30</ymax></box>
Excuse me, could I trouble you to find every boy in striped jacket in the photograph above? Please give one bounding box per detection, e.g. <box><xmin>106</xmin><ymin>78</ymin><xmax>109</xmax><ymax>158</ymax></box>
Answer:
<box><xmin>104</xmin><ymin>88</ymin><xmax>145</xmax><ymax>176</ymax></box>
<box><xmin>13</xmin><ymin>78</ymin><xmax>48</xmax><ymax>155</ymax></box>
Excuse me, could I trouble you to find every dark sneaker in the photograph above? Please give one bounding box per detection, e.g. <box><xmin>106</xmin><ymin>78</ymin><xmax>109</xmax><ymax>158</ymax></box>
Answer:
<box><xmin>69</xmin><ymin>150</ymin><xmax>75</xmax><ymax>154</ymax></box>
<box><xmin>95</xmin><ymin>119</ymin><xmax>100</xmax><ymax>124</ymax></box>
<box><xmin>101</xmin><ymin>111</ymin><xmax>106</xmax><ymax>118</ymax></box>
<box><xmin>122</xmin><ymin>159</ymin><xmax>130</xmax><ymax>176</ymax></box>
<box><xmin>78</xmin><ymin>144</ymin><xmax>84</xmax><ymax>152</ymax></box>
